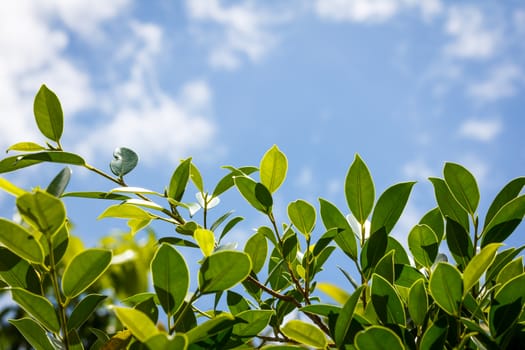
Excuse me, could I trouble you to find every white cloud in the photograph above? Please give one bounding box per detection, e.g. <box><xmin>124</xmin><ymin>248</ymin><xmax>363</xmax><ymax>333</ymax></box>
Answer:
<box><xmin>468</xmin><ymin>63</ymin><xmax>524</xmax><ymax>102</ymax></box>
<box><xmin>459</xmin><ymin>118</ymin><xmax>502</xmax><ymax>142</ymax></box>
<box><xmin>296</xmin><ymin>167</ymin><xmax>314</xmax><ymax>188</ymax></box>
<box><xmin>444</xmin><ymin>6</ymin><xmax>500</xmax><ymax>59</ymax></box>
<box><xmin>403</xmin><ymin>159</ymin><xmax>435</xmax><ymax>181</ymax></box>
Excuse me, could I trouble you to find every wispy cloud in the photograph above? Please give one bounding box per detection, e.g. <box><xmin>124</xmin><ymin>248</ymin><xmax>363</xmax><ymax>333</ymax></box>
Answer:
<box><xmin>459</xmin><ymin>118</ymin><xmax>502</xmax><ymax>142</ymax></box>
<box><xmin>403</xmin><ymin>159</ymin><xmax>435</xmax><ymax>182</ymax></box>
<box><xmin>467</xmin><ymin>63</ymin><xmax>524</xmax><ymax>102</ymax></box>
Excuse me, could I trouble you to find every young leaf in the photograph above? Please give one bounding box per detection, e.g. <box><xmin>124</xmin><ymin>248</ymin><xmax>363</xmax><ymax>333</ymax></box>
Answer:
<box><xmin>260</xmin><ymin>145</ymin><xmax>287</xmax><ymax>193</ymax></box>
<box><xmin>408</xmin><ymin>224</ymin><xmax>439</xmax><ymax>268</ymax></box>
<box><xmin>443</xmin><ymin>162</ymin><xmax>480</xmax><ymax>215</ymax></box>
<box><xmin>244</xmin><ymin>232</ymin><xmax>267</xmax><ymax>273</ymax></box>
<box><xmin>429</xmin><ymin>177</ymin><xmax>469</xmax><ymax>232</ymax></box>
<box><xmin>371</xmin><ymin>274</ymin><xmax>406</xmax><ymax>325</ymax></box>
<box><xmin>6</xmin><ymin>141</ymin><xmax>46</xmax><ymax>152</ymax></box>
<box><xmin>429</xmin><ymin>262</ymin><xmax>463</xmax><ymax>316</ymax></box>
<box><xmin>151</xmin><ymin>243</ymin><xmax>189</xmax><ymax>316</ymax></box>
<box><xmin>463</xmin><ymin>243</ymin><xmax>502</xmax><ymax>296</ymax></box>
<box><xmin>46</xmin><ymin>167</ymin><xmax>72</xmax><ymax>197</ymax></box>
<box><xmin>168</xmin><ymin>158</ymin><xmax>192</xmax><ymax>202</ymax></box>
<box><xmin>11</xmin><ymin>288</ymin><xmax>60</xmax><ymax>333</ymax></box>
<box><xmin>316</xmin><ymin>282</ymin><xmax>350</xmax><ymax>304</ymax></box>
<box><xmin>481</xmin><ymin>195</ymin><xmax>525</xmax><ymax>247</ymax></box>
<box><xmin>113</xmin><ymin>307</ymin><xmax>159</xmax><ymax>343</ymax></box>
<box><xmin>345</xmin><ymin>154</ymin><xmax>375</xmax><ymax>225</ymax></box>
<box><xmin>355</xmin><ymin>326</ymin><xmax>404</xmax><ymax>350</ymax></box>
<box><xmin>408</xmin><ymin>279</ymin><xmax>427</xmax><ymax>326</ymax></box>
<box><xmin>62</xmin><ymin>249</ymin><xmax>112</xmax><ymax>298</ymax></box>
<box><xmin>319</xmin><ymin>198</ymin><xmax>358</xmax><ymax>259</ymax></box>
<box><xmin>9</xmin><ymin>318</ymin><xmax>55</xmax><ymax>350</ymax></box>
<box><xmin>16</xmin><ymin>190</ymin><xmax>66</xmax><ymax>237</ymax></box>
<box><xmin>281</xmin><ymin>319</ymin><xmax>328</xmax><ymax>349</ymax></box>
<box><xmin>68</xmin><ymin>294</ymin><xmax>107</xmax><ymax>331</ymax></box>
<box><xmin>199</xmin><ymin>251</ymin><xmax>252</xmax><ymax>294</ymax></box>
<box><xmin>33</xmin><ymin>84</ymin><xmax>63</xmax><ymax>142</ymax></box>
<box><xmin>98</xmin><ymin>203</ymin><xmax>153</xmax><ymax>220</ymax></box>
<box><xmin>287</xmin><ymin>199</ymin><xmax>316</xmax><ymax>238</ymax></box>
<box><xmin>370</xmin><ymin>181</ymin><xmax>415</xmax><ymax>235</ymax></box>
<box><xmin>110</xmin><ymin>147</ymin><xmax>139</xmax><ymax>177</ymax></box>
<box><xmin>194</xmin><ymin>228</ymin><xmax>216</xmax><ymax>256</ymax></box>
<box><xmin>0</xmin><ymin>218</ymin><xmax>44</xmax><ymax>264</ymax></box>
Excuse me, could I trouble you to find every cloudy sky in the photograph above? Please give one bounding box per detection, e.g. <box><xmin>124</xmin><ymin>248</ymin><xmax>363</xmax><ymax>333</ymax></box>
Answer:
<box><xmin>0</xmin><ymin>0</ymin><xmax>524</xmax><ymax>257</ymax></box>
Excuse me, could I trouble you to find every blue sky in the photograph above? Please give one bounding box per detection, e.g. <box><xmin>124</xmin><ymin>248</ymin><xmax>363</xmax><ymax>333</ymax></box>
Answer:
<box><xmin>0</xmin><ymin>0</ymin><xmax>524</xmax><ymax>268</ymax></box>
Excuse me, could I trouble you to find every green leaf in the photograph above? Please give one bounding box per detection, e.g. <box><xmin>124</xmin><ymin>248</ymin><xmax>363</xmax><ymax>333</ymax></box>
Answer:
<box><xmin>394</xmin><ymin>264</ymin><xmax>425</xmax><ymax>289</ymax></box>
<box><xmin>98</xmin><ymin>203</ymin><xmax>153</xmax><ymax>220</ymax></box>
<box><xmin>300</xmin><ymin>304</ymin><xmax>341</xmax><ymax>317</ymax></box>
<box><xmin>429</xmin><ymin>262</ymin><xmax>463</xmax><ymax>316</ymax></box>
<box><xmin>244</xmin><ymin>232</ymin><xmax>267</xmax><ymax>273</ymax></box>
<box><xmin>371</xmin><ymin>274</ymin><xmax>406</xmax><ymax>325</ymax></box>
<box><xmin>234</xmin><ymin>176</ymin><xmax>272</xmax><ymax>214</ymax></box>
<box><xmin>9</xmin><ymin>318</ymin><xmax>55</xmax><ymax>350</ymax></box>
<box><xmin>419</xmin><ymin>207</ymin><xmax>445</xmax><ymax>241</ymax></box>
<box><xmin>6</xmin><ymin>141</ymin><xmax>46</xmax><ymax>152</ymax></box>
<box><xmin>0</xmin><ymin>218</ymin><xmax>44</xmax><ymax>264</ymax></box>
<box><xmin>185</xmin><ymin>313</ymin><xmax>235</xmax><ymax>343</ymax></box>
<box><xmin>219</xmin><ymin>216</ymin><xmax>244</xmax><ymax>241</ymax></box>
<box><xmin>194</xmin><ymin>228</ymin><xmax>216</xmax><ymax>256</ymax></box>
<box><xmin>496</xmin><ymin>257</ymin><xmax>523</xmax><ymax>288</ymax></box>
<box><xmin>145</xmin><ymin>333</ymin><xmax>188</xmax><ymax>350</ymax></box>
<box><xmin>109</xmin><ymin>186</ymin><xmax>163</xmax><ymax>196</ymax></box>
<box><xmin>287</xmin><ymin>199</ymin><xmax>316</xmax><ymax>238</ymax></box>
<box><xmin>355</xmin><ymin>326</ymin><xmax>405</xmax><ymax>350</ymax></box>
<box><xmin>110</xmin><ymin>147</ymin><xmax>139</xmax><ymax>177</ymax></box>
<box><xmin>429</xmin><ymin>177</ymin><xmax>469</xmax><ymax>232</ymax></box>
<box><xmin>481</xmin><ymin>195</ymin><xmax>525</xmax><ymax>247</ymax></box>
<box><xmin>489</xmin><ymin>273</ymin><xmax>525</xmax><ymax>338</ymax></box>
<box><xmin>345</xmin><ymin>154</ymin><xmax>375</xmax><ymax>225</ymax></box>
<box><xmin>463</xmin><ymin>243</ymin><xmax>502</xmax><ymax>296</ymax></box>
<box><xmin>233</xmin><ymin>309</ymin><xmax>274</xmax><ymax>337</ymax></box>
<box><xmin>260</xmin><ymin>145</ymin><xmax>287</xmax><ymax>193</ymax></box>
<box><xmin>485</xmin><ymin>177</ymin><xmax>525</xmax><ymax>228</ymax></box>
<box><xmin>334</xmin><ymin>285</ymin><xmax>365</xmax><ymax>347</ymax></box>
<box><xmin>151</xmin><ymin>244</ymin><xmax>189</xmax><ymax>316</ymax></box>
<box><xmin>408</xmin><ymin>224</ymin><xmax>439</xmax><ymax>268</ymax></box>
<box><xmin>113</xmin><ymin>306</ymin><xmax>159</xmax><ymax>343</ymax></box>
<box><xmin>0</xmin><ymin>247</ymin><xmax>40</xmax><ymax>293</ymax></box>
<box><xmin>18</xmin><ymin>151</ymin><xmax>85</xmax><ymax>165</ymax></box>
<box><xmin>443</xmin><ymin>162</ymin><xmax>480</xmax><ymax>215</ymax></box>
<box><xmin>16</xmin><ymin>190</ymin><xmax>66</xmax><ymax>237</ymax></box>
<box><xmin>374</xmin><ymin>250</ymin><xmax>395</xmax><ymax>283</ymax></box>
<box><xmin>486</xmin><ymin>246</ymin><xmax>525</xmax><ymax>284</ymax></box>
<box><xmin>11</xmin><ymin>288</ymin><xmax>60</xmax><ymax>333</ymax></box>
<box><xmin>190</xmin><ymin>162</ymin><xmax>204</xmax><ymax>193</ymax></box>
<box><xmin>370</xmin><ymin>182</ymin><xmax>415</xmax><ymax>235</ymax></box>
<box><xmin>420</xmin><ymin>316</ymin><xmax>448</xmax><ymax>350</ymax></box>
<box><xmin>0</xmin><ymin>177</ymin><xmax>26</xmax><ymax>197</ymax></box>
<box><xmin>68</xmin><ymin>294</ymin><xmax>107</xmax><ymax>331</ymax></box>
<box><xmin>33</xmin><ymin>84</ymin><xmax>63</xmax><ymax>142</ymax></box>
<box><xmin>199</xmin><ymin>251</ymin><xmax>252</xmax><ymax>294</ymax></box>
<box><xmin>319</xmin><ymin>198</ymin><xmax>358</xmax><ymax>259</ymax></box>
<box><xmin>408</xmin><ymin>279</ymin><xmax>427</xmax><ymax>326</ymax></box>
<box><xmin>0</xmin><ymin>155</ymin><xmax>42</xmax><ymax>173</ymax></box>
<box><xmin>281</xmin><ymin>319</ymin><xmax>327</xmax><ymax>349</ymax></box>
<box><xmin>46</xmin><ymin>167</ymin><xmax>71</xmax><ymax>197</ymax></box>
<box><xmin>446</xmin><ymin>217</ymin><xmax>474</xmax><ymax>270</ymax></box>
<box><xmin>62</xmin><ymin>191</ymin><xmax>130</xmax><ymax>200</ymax></box>
<box><xmin>168</xmin><ymin>158</ymin><xmax>192</xmax><ymax>202</ymax></box>
<box><xmin>227</xmin><ymin>290</ymin><xmax>251</xmax><ymax>314</ymax></box>
<box><xmin>316</xmin><ymin>282</ymin><xmax>350</xmax><ymax>304</ymax></box>
<box><xmin>360</xmin><ymin>227</ymin><xmax>388</xmax><ymax>278</ymax></box>
<box><xmin>62</xmin><ymin>249</ymin><xmax>112</xmax><ymax>298</ymax></box>
<box><xmin>212</xmin><ymin>166</ymin><xmax>258</xmax><ymax>198</ymax></box>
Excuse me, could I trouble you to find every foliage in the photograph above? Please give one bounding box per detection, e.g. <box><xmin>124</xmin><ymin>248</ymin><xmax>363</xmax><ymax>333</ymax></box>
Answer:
<box><xmin>1</xmin><ymin>84</ymin><xmax>525</xmax><ymax>349</ymax></box>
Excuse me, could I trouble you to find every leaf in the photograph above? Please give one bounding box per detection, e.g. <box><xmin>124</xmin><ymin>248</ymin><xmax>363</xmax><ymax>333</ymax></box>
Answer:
<box><xmin>9</xmin><ymin>318</ymin><xmax>55</xmax><ymax>350</ymax></box>
<box><xmin>124</xmin><ymin>198</ymin><xmax>164</xmax><ymax>211</ymax></box>
<box><xmin>234</xmin><ymin>176</ymin><xmax>272</xmax><ymax>214</ymax></box>
<box><xmin>46</xmin><ymin>167</ymin><xmax>71</xmax><ymax>197</ymax></box>
<box><xmin>443</xmin><ymin>162</ymin><xmax>480</xmax><ymax>215</ymax></box>
<box><xmin>0</xmin><ymin>218</ymin><xmax>44</xmax><ymax>264</ymax></box>
<box><xmin>185</xmin><ymin>313</ymin><xmax>236</xmax><ymax>343</ymax></box>
<box><xmin>227</xmin><ymin>291</ymin><xmax>251</xmax><ymax>314</ymax></box>
<box><xmin>151</xmin><ymin>243</ymin><xmax>189</xmax><ymax>316</ymax></box>
<box><xmin>110</xmin><ymin>147</ymin><xmax>139</xmax><ymax>177</ymax></box>
<box><xmin>145</xmin><ymin>333</ymin><xmax>188</xmax><ymax>350</ymax></box>
<box><xmin>212</xmin><ymin>166</ymin><xmax>258</xmax><ymax>198</ymax></box>
<box><xmin>113</xmin><ymin>306</ymin><xmax>159</xmax><ymax>343</ymax></box>
<box><xmin>7</xmin><ymin>141</ymin><xmax>46</xmax><ymax>152</ymax></box>
<box><xmin>355</xmin><ymin>326</ymin><xmax>405</xmax><ymax>350</ymax></box>
<box><xmin>287</xmin><ymin>199</ymin><xmax>316</xmax><ymax>238</ymax></box>
<box><xmin>360</xmin><ymin>227</ymin><xmax>388</xmax><ymax>278</ymax></box>
<box><xmin>319</xmin><ymin>198</ymin><xmax>358</xmax><ymax>259</ymax></box>
<box><xmin>11</xmin><ymin>288</ymin><xmax>60</xmax><ymax>333</ymax></box>
<box><xmin>345</xmin><ymin>154</ymin><xmax>375</xmax><ymax>225</ymax></box>
<box><xmin>485</xmin><ymin>177</ymin><xmax>525</xmax><ymax>228</ymax></box>
<box><xmin>233</xmin><ymin>309</ymin><xmax>274</xmax><ymax>337</ymax></box>
<box><xmin>0</xmin><ymin>177</ymin><xmax>26</xmax><ymax>197</ymax></box>
<box><xmin>194</xmin><ymin>228</ymin><xmax>216</xmax><ymax>256</ymax></box>
<box><xmin>260</xmin><ymin>145</ymin><xmax>287</xmax><ymax>193</ymax></box>
<box><xmin>370</xmin><ymin>182</ymin><xmax>415</xmax><ymax>235</ymax></box>
<box><xmin>98</xmin><ymin>203</ymin><xmax>153</xmax><ymax>220</ymax></box>
<box><xmin>408</xmin><ymin>224</ymin><xmax>439</xmax><ymax>268</ymax></box>
<box><xmin>62</xmin><ymin>191</ymin><xmax>130</xmax><ymax>200</ymax></box>
<box><xmin>429</xmin><ymin>177</ymin><xmax>469</xmax><ymax>232</ymax></box>
<box><xmin>420</xmin><ymin>316</ymin><xmax>448</xmax><ymax>350</ymax></box>
<box><xmin>481</xmin><ymin>195</ymin><xmax>525</xmax><ymax>247</ymax></box>
<box><xmin>19</xmin><ymin>151</ymin><xmax>86</xmax><ymax>165</ymax></box>
<box><xmin>33</xmin><ymin>84</ymin><xmax>63</xmax><ymax>142</ymax></box>
<box><xmin>316</xmin><ymin>282</ymin><xmax>350</xmax><ymax>304</ymax></box>
<box><xmin>68</xmin><ymin>294</ymin><xmax>107</xmax><ymax>331</ymax></box>
<box><xmin>496</xmin><ymin>257</ymin><xmax>523</xmax><ymax>288</ymax></box>
<box><xmin>219</xmin><ymin>216</ymin><xmax>244</xmax><ymax>241</ymax></box>
<box><xmin>16</xmin><ymin>190</ymin><xmax>66</xmax><ymax>237</ymax></box>
<box><xmin>419</xmin><ymin>207</ymin><xmax>445</xmax><ymax>241</ymax></box>
<box><xmin>446</xmin><ymin>217</ymin><xmax>474</xmax><ymax>270</ymax></box>
<box><xmin>62</xmin><ymin>249</ymin><xmax>112</xmax><ymax>298</ymax></box>
<box><xmin>0</xmin><ymin>155</ymin><xmax>42</xmax><ymax>173</ymax></box>
<box><xmin>408</xmin><ymin>279</ymin><xmax>427</xmax><ymax>326</ymax></box>
<box><xmin>374</xmin><ymin>250</ymin><xmax>395</xmax><ymax>283</ymax></box>
<box><xmin>199</xmin><ymin>251</ymin><xmax>252</xmax><ymax>294</ymax></box>
<box><xmin>168</xmin><ymin>158</ymin><xmax>191</xmax><ymax>202</ymax></box>
<box><xmin>244</xmin><ymin>232</ymin><xmax>267</xmax><ymax>273</ymax></box>
<box><xmin>158</xmin><ymin>236</ymin><xmax>199</xmax><ymax>248</ymax></box>
<box><xmin>109</xmin><ymin>186</ymin><xmax>163</xmax><ymax>196</ymax></box>
<box><xmin>0</xmin><ymin>247</ymin><xmax>40</xmax><ymax>293</ymax></box>
<box><xmin>334</xmin><ymin>285</ymin><xmax>365</xmax><ymax>347</ymax></box>
<box><xmin>371</xmin><ymin>274</ymin><xmax>406</xmax><ymax>325</ymax></box>
<box><xmin>489</xmin><ymin>273</ymin><xmax>525</xmax><ymax>338</ymax></box>
<box><xmin>429</xmin><ymin>262</ymin><xmax>463</xmax><ymax>316</ymax></box>
<box><xmin>281</xmin><ymin>320</ymin><xmax>328</xmax><ymax>349</ymax></box>
<box><xmin>463</xmin><ymin>243</ymin><xmax>502</xmax><ymax>296</ymax></box>
<box><xmin>190</xmin><ymin>162</ymin><xmax>204</xmax><ymax>193</ymax></box>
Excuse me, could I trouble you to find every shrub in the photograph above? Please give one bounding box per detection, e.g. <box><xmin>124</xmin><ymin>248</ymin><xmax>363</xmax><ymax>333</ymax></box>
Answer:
<box><xmin>0</xmin><ymin>84</ymin><xmax>524</xmax><ymax>349</ymax></box>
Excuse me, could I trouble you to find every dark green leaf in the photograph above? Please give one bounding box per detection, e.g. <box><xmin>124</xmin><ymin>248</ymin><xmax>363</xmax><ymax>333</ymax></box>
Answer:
<box><xmin>360</xmin><ymin>227</ymin><xmax>388</xmax><ymax>278</ymax></box>
<box><xmin>16</xmin><ymin>190</ymin><xmax>66</xmax><ymax>237</ymax></box>
<box><xmin>62</xmin><ymin>249</ymin><xmax>112</xmax><ymax>298</ymax></box>
<box><xmin>46</xmin><ymin>167</ymin><xmax>71</xmax><ymax>197</ymax></box>
<box><xmin>496</xmin><ymin>257</ymin><xmax>523</xmax><ymax>288</ymax></box>
<box><xmin>374</xmin><ymin>250</ymin><xmax>395</xmax><ymax>283</ymax></box>
<box><xmin>394</xmin><ymin>264</ymin><xmax>425</xmax><ymax>289</ymax></box>
<box><xmin>62</xmin><ymin>191</ymin><xmax>130</xmax><ymax>200</ymax></box>
<box><xmin>420</xmin><ymin>316</ymin><xmax>448</xmax><ymax>350</ymax></box>
<box><xmin>233</xmin><ymin>309</ymin><xmax>274</xmax><ymax>337</ymax></box>
<box><xmin>227</xmin><ymin>291</ymin><xmax>250</xmax><ymax>314</ymax></box>
<box><xmin>300</xmin><ymin>304</ymin><xmax>341</xmax><ymax>317</ymax></box>
<box><xmin>481</xmin><ymin>195</ymin><xmax>525</xmax><ymax>247</ymax></box>
<box><xmin>319</xmin><ymin>198</ymin><xmax>358</xmax><ymax>259</ymax></box>
<box><xmin>0</xmin><ymin>218</ymin><xmax>44</xmax><ymax>264</ymax></box>
<box><xmin>355</xmin><ymin>326</ymin><xmax>405</xmax><ymax>350</ymax></box>
<box><xmin>244</xmin><ymin>232</ymin><xmax>267</xmax><ymax>273</ymax></box>
<box><xmin>486</xmin><ymin>246</ymin><xmax>525</xmax><ymax>284</ymax></box>
<box><xmin>408</xmin><ymin>224</ymin><xmax>439</xmax><ymax>268</ymax></box>
<box><xmin>110</xmin><ymin>147</ymin><xmax>138</xmax><ymax>177</ymax></box>
<box><xmin>168</xmin><ymin>158</ymin><xmax>191</xmax><ymax>202</ymax></box>
<box><xmin>446</xmin><ymin>217</ymin><xmax>474</xmax><ymax>270</ymax></box>
<box><xmin>429</xmin><ymin>177</ymin><xmax>469</xmax><ymax>232</ymax></box>
<box><xmin>387</xmin><ymin>237</ymin><xmax>411</xmax><ymax>265</ymax></box>
<box><xmin>158</xmin><ymin>236</ymin><xmax>199</xmax><ymax>248</ymax></box>
<box><xmin>443</xmin><ymin>162</ymin><xmax>480</xmax><ymax>215</ymax></box>
<box><xmin>260</xmin><ymin>145</ymin><xmax>287</xmax><ymax>193</ymax></box>
<box><xmin>199</xmin><ymin>251</ymin><xmax>252</xmax><ymax>294</ymax></box>
<box><xmin>190</xmin><ymin>163</ymin><xmax>204</xmax><ymax>192</ymax></box>
<box><xmin>9</xmin><ymin>318</ymin><xmax>55</xmax><ymax>350</ymax></box>
<box><xmin>19</xmin><ymin>151</ymin><xmax>85</xmax><ymax>166</ymax></box>
<box><xmin>0</xmin><ymin>246</ymin><xmax>40</xmax><ymax>293</ymax></box>
<box><xmin>33</xmin><ymin>84</ymin><xmax>63</xmax><ymax>142</ymax></box>
<box><xmin>210</xmin><ymin>211</ymin><xmax>233</xmax><ymax>234</ymax></box>
<box><xmin>489</xmin><ymin>273</ymin><xmax>525</xmax><ymax>338</ymax></box>
<box><xmin>429</xmin><ymin>262</ymin><xmax>463</xmax><ymax>316</ymax></box>
<box><xmin>408</xmin><ymin>279</ymin><xmax>427</xmax><ymax>326</ymax></box>
<box><xmin>419</xmin><ymin>207</ymin><xmax>445</xmax><ymax>241</ymax></box>
<box><xmin>371</xmin><ymin>274</ymin><xmax>406</xmax><ymax>325</ymax></box>
<box><xmin>345</xmin><ymin>154</ymin><xmax>375</xmax><ymax>225</ymax></box>
<box><xmin>334</xmin><ymin>285</ymin><xmax>365</xmax><ymax>347</ymax></box>
<box><xmin>370</xmin><ymin>181</ymin><xmax>415</xmax><ymax>235</ymax></box>
<box><xmin>68</xmin><ymin>294</ymin><xmax>107</xmax><ymax>331</ymax></box>
<box><xmin>11</xmin><ymin>288</ymin><xmax>60</xmax><ymax>333</ymax></box>
<box><xmin>485</xmin><ymin>177</ymin><xmax>525</xmax><ymax>228</ymax></box>
<box><xmin>185</xmin><ymin>314</ymin><xmax>236</xmax><ymax>343</ymax></box>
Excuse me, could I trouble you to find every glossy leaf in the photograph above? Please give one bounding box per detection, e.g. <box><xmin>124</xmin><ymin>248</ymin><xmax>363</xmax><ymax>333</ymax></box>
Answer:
<box><xmin>408</xmin><ymin>224</ymin><xmax>439</xmax><ymax>268</ymax></box>
<box><xmin>234</xmin><ymin>176</ymin><xmax>272</xmax><ymax>214</ymax></box>
<box><xmin>151</xmin><ymin>243</ymin><xmax>189</xmax><ymax>316</ymax></box>
<box><xmin>11</xmin><ymin>288</ymin><xmax>60</xmax><ymax>333</ymax></box>
<box><xmin>429</xmin><ymin>177</ymin><xmax>469</xmax><ymax>232</ymax></box>
<box><xmin>244</xmin><ymin>232</ymin><xmax>267</xmax><ymax>273</ymax></box>
<box><xmin>109</xmin><ymin>147</ymin><xmax>138</xmax><ymax>177</ymax></box>
<box><xmin>33</xmin><ymin>84</ymin><xmax>63</xmax><ymax>142</ymax></box>
<box><xmin>168</xmin><ymin>158</ymin><xmax>192</xmax><ymax>202</ymax></box>
<box><xmin>446</xmin><ymin>217</ymin><xmax>474</xmax><ymax>269</ymax></box>
<box><xmin>227</xmin><ymin>290</ymin><xmax>251</xmax><ymax>314</ymax></box>
<box><xmin>260</xmin><ymin>145</ymin><xmax>287</xmax><ymax>193</ymax></box>
<box><xmin>0</xmin><ymin>218</ymin><xmax>44</xmax><ymax>264</ymax></box>
<box><xmin>0</xmin><ymin>247</ymin><xmax>40</xmax><ymax>293</ymax></box>
<box><xmin>355</xmin><ymin>326</ymin><xmax>405</xmax><ymax>350</ymax></box>
<box><xmin>287</xmin><ymin>199</ymin><xmax>316</xmax><ymax>237</ymax></box>
<box><xmin>16</xmin><ymin>190</ymin><xmax>66</xmax><ymax>237</ymax></box>
<box><xmin>345</xmin><ymin>154</ymin><xmax>375</xmax><ymax>225</ymax></box>
<box><xmin>334</xmin><ymin>285</ymin><xmax>365</xmax><ymax>347</ymax></box>
<box><xmin>408</xmin><ymin>279</ymin><xmax>427</xmax><ymax>326</ymax></box>
<box><xmin>46</xmin><ymin>167</ymin><xmax>71</xmax><ymax>197</ymax></box>
<box><xmin>0</xmin><ymin>177</ymin><xmax>26</xmax><ymax>197</ymax></box>
<box><xmin>62</xmin><ymin>249</ymin><xmax>112</xmax><ymax>298</ymax></box>
<box><xmin>281</xmin><ymin>319</ymin><xmax>327</xmax><ymax>349</ymax></box>
<box><xmin>194</xmin><ymin>228</ymin><xmax>215</xmax><ymax>256</ymax></box>
<box><xmin>319</xmin><ymin>198</ymin><xmax>358</xmax><ymax>259</ymax></box>
<box><xmin>429</xmin><ymin>262</ymin><xmax>463</xmax><ymax>316</ymax></box>
<box><xmin>233</xmin><ymin>309</ymin><xmax>274</xmax><ymax>337</ymax></box>
<box><xmin>9</xmin><ymin>318</ymin><xmax>55</xmax><ymax>350</ymax></box>
<box><xmin>481</xmin><ymin>194</ymin><xmax>525</xmax><ymax>247</ymax></box>
<box><xmin>489</xmin><ymin>273</ymin><xmax>525</xmax><ymax>338</ymax></box>
<box><xmin>443</xmin><ymin>162</ymin><xmax>480</xmax><ymax>215</ymax></box>
<box><xmin>486</xmin><ymin>246</ymin><xmax>525</xmax><ymax>284</ymax></box>
<box><xmin>371</xmin><ymin>274</ymin><xmax>406</xmax><ymax>325</ymax></box>
<box><xmin>463</xmin><ymin>243</ymin><xmax>502</xmax><ymax>296</ymax></box>
<box><xmin>485</xmin><ymin>177</ymin><xmax>525</xmax><ymax>228</ymax></box>
<box><xmin>370</xmin><ymin>181</ymin><xmax>415</xmax><ymax>235</ymax></box>
<box><xmin>199</xmin><ymin>250</ymin><xmax>252</xmax><ymax>294</ymax></box>
<box><xmin>68</xmin><ymin>294</ymin><xmax>107</xmax><ymax>331</ymax></box>
<box><xmin>113</xmin><ymin>306</ymin><xmax>159</xmax><ymax>342</ymax></box>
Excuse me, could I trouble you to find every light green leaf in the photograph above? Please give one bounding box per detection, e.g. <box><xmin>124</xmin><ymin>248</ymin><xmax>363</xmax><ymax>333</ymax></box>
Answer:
<box><xmin>0</xmin><ymin>247</ymin><xmax>40</xmax><ymax>293</ymax></box>
<box><xmin>316</xmin><ymin>282</ymin><xmax>350</xmax><ymax>304</ymax></box>
<box><xmin>0</xmin><ymin>177</ymin><xmax>26</xmax><ymax>197</ymax></box>
<box><xmin>46</xmin><ymin>167</ymin><xmax>71</xmax><ymax>197</ymax></box>
<box><xmin>7</xmin><ymin>141</ymin><xmax>46</xmax><ymax>152</ymax></box>
<box><xmin>429</xmin><ymin>177</ymin><xmax>469</xmax><ymax>232</ymax></box>
<box><xmin>371</xmin><ymin>274</ymin><xmax>406</xmax><ymax>325</ymax></box>
<box><xmin>496</xmin><ymin>257</ymin><xmax>523</xmax><ymax>288</ymax></box>
<box><xmin>113</xmin><ymin>306</ymin><xmax>159</xmax><ymax>343</ymax></box>
<box><xmin>16</xmin><ymin>190</ymin><xmax>66</xmax><ymax>237</ymax></box>
<box><xmin>0</xmin><ymin>218</ymin><xmax>44</xmax><ymax>264</ymax></box>
<box><xmin>345</xmin><ymin>154</ymin><xmax>375</xmax><ymax>225</ymax></box>
<box><xmin>168</xmin><ymin>158</ymin><xmax>191</xmax><ymax>202</ymax></box>
<box><xmin>62</xmin><ymin>249</ymin><xmax>112</xmax><ymax>298</ymax></box>
<box><xmin>355</xmin><ymin>326</ymin><xmax>405</xmax><ymax>350</ymax></box>
<box><xmin>9</xmin><ymin>318</ymin><xmax>55</xmax><ymax>350</ymax></box>
<box><xmin>11</xmin><ymin>288</ymin><xmax>60</xmax><ymax>333</ymax></box>
<box><xmin>194</xmin><ymin>228</ymin><xmax>215</xmax><ymax>257</ymax></box>
<box><xmin>481</xmin><ymin>195</ymin><xmax>525</xmax><ymax>247</ymax></box>
<box><xmin>408</xmin><ymin>279</ymin><xmax>427</xmax><ymax>326</ymax></box>
<box><xmin>145</xmin><ymin>333</ymin><xmax>188</xmax><ymax>350</ymax></box>
<box><xmin>124</xmin><ymin>198</ymin><xmax>165</xmax><ymax>211</ymax></box>
<box><xmin>419</xmin><ymin>207</ymin><xmax>445</xmax><ymax>241</ymax></box>
<box><xmin>463</xmin><ymin>243</ymin><xmax>502</xmax><ymax>296</ymax></box>
<box><xmin>287</xmin><ymin>199</ymin><xmax>316</xmax><ymax>238</ymax></box>
<box><xmin>185</xmin><ymin>313</ymin><xmax>235</xmax><ymax>343</ymax></box>
<box><xmin>109</xmin><ymin>186</ymin><xmax>163</xmax><ymax>196</ymax></box>
<box><xmin>234</xmin><ymin>176</ymin><xmax>272</xmax><ymax>214</ymax></box>
<box><xmin>68</xmin><ymin>294</ymin><xmax>107</xmax><ymax>331</ymax></box>
<box><xmin>233</xmin><ymin>309</ymin><xmax>274</xmax><ymax>337</ymax></box>
<box><xmin>244</xmin><ymin>232</ymin><xmax>267</xmax><ymax>273</ymax></box>
<box><xmin>429</xmin><ymin>262</ymin><xmax>463</xmax><ymax>316</ymax></box>
<box><xmin>281</xmin><ymin>320</ymin><xmax>328</xmax><ymax>349</ymax></box>
<box><xmin>199</xmin><ymin>251</ymin><xmax>252</xmax><ymax>294</ymax></box>
<box><xmin>190</xmin><ymin>162</ymin><xmax>204</xmax><ymax>193</ymax></box>
<box><xmin>443</xmin><ymin>162</ymin><xmax>480</xmax><ymax>215</ymax></box>
<box><xmin>98</xmin><ymin>203</ymin><xmax>153</xmax><ymax>220</ymax></box>
<box><xmin>151</xmin><ymin>243</ymin><xmax>189</xmax><ymax>316</ymax></box>
<box><xmin>408</xmin><ymin>224</ymin><xmax>439</xmax><ymax>268</ymax></box>
<box><xmin>370</xmin><ymin>182</ymin><xmax>415</xmax><ymax>235</ymax></box>
<box><xmin>110</xmin><ymin>147</ymin><xmax>139</xmax><ymax>177</ymax></box>
<box><xmin>33</xmin><ymin>84</ymin><xmax>63</xmax><ymax>142</ymax></box>
<box><xmin>260</xmin><ymin>145</ymin><xmax>287</xmax><ymax>193</ymax></box>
